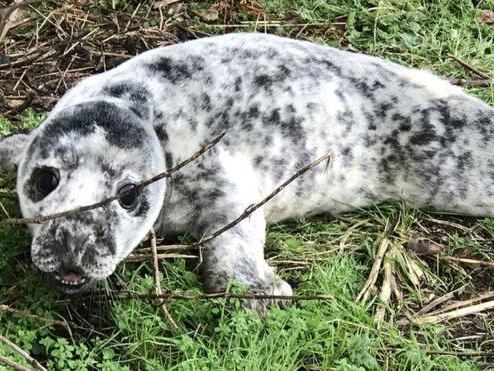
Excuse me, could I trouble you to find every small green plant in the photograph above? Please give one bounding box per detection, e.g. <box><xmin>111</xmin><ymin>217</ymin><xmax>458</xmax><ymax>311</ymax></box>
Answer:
<box><xmin>99</xmin><ymin>0</ymin><xmax>123</xmax><ymax>9</ymax></box>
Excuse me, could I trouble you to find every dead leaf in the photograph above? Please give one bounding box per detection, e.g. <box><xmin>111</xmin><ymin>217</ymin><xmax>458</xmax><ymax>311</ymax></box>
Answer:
<box><xmin>193</xmin><ymin>7</ymin><xmax>219</xmax><ymax>22</ymax></box>
<box><xmin>479</xmin><ymin>9</ymin><xmax>494</xmax><ymax>24</ymax></box>
<box><xmin>0</xmin><ymin>0</ymin><xmax>32</xmax><ymax>43</ymax></box>
<box><xmin>7</xmin><ymin>99</ymin><xmax>24</xmax><ymax>108</ymax></box>
<box><xmin>153</xmin><ymin>0</ymin><xmax>183</xmax><ymax>8</ymax></box>
<box><xmin>408</xmin><ymin>239</ymin><xmax>442</xmax><ymax>256</ymax></box>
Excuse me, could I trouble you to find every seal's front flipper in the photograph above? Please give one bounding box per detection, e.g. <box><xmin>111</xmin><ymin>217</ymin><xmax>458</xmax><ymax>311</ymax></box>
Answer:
<box><xmin>0</xmin><ymin>133</ymin><xmax>31</xmax><ymax>173</ymax></box>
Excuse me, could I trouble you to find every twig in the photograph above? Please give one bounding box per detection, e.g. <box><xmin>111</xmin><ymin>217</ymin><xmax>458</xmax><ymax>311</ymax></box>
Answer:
<box><xmin>214</xmin><ymin>22</ymin><xmax>342</xmax><ymax>29</ymax></box>
<box><xmin>103</xmin><ymin>291</ymin><xmax>335</xmax><ymax>302</ymax></box>
<box><xmin>149</xmin><ymin>228</ymin><xmax>178</xmax><ymax>330</ymax></box>
<box><xmin>128</xmin><ymin>253</ymin><xmax>196</xmax><ymax>262</ymax></box>
<box><xmin>442</xmin><ymin>256</ymin><xmax>494</xmax><ymax>269</ymax></box>
<box><xmin>0</xmin><ymin>201</ymin><xmax>10</xmax><ymax>218</ymax></box>
<box><xmin>153</xmin><ymin>0</ymin><xmax>185</xmax><ymax>8</ymax></box>
<box><xmin>372</xmin><ymin>0</ymin><xmax>383</xmax><ymax>54</ymax></box>
<box><xmin>0</xmin><ymin>130</ymin><xmax>226</xmax><ymax>226</ymax></box>
<box><xmin>339</xmin><ymin>219</ymin><xmax>370</xmax><ymax>252</ymax></box>
<box><xmin>375</xmin><ymin>257</ymin><xmax>393</xmax><ymax>326</ymax></box>
<box><xmin>267</xmin><ymin>259</ymin><xmax>311</xmax><ymax>266</ymax></box>
<box><xmin>422</xmin><ymin>290</ymin><xmax>494</xmax><ymax>317</ymax></box>
<box><xmin>385</xmin><ymin>346</ymin><xmax>492</xmax><ymax>357</ymax></box>
<box><xmin>356</xmin><ymin>237</ymin><xmax>391</xmax><ymax>303</ymax></box>
<box><xmin>131</xmin><ymin>244</ymin><xmax>191</xmax><ymax>255</ymax></box>
<box><xmin>449</xmin><ymin>54</ymin><xmax>490</xmax><ymax>79</ymax></box>
<box><xmin>0</xmin><ymin>355</ymin><xmax>30</xmax><ymax>371</ymax></box>
<box><xmin>0</xmin><ymin>303</ymin><xmax>105</xmax><ymax>334</ymax></box>
<box><xmin>448</xmin><ymin>78</ymin><xmax>491</xmax><ymax>87</ymax></box>
<box><xmin>0</xmin><ymin>304</ymin><xmax>68</xmax><ymax>328</ymax></box>
<box><xmin>415</xmin><ymin>298</ymin><xmax>494</xmax><ymax>325</ymax></box>
<box><xmin>128</xmin><ymin>253</ymin><xmax>316</xmax><ymax>265</ymax></box>
<box><xmin>192</xmin><ymin>152</ymin><xmax>332</xmax><ymax>248</ymax></box>
<box><xmin>420</xmin><ymin>350</ymin><xmax>492</xmax><ymax>357</ymax></box>
<box><xmin>153</xmin><ymin>293</ymin><xmax>334</xmax><ymax>301</ymax></box>
<box><xmin>415</xmin><ymin>284</ymin><xmax>467</xmax><ymax>316</ymax></box>
<box><xmin>0</xmin><ymin>334</ymin><xmax>46</xmax><ymax>371</ymax></box>
<box><xmin>426</xmin><ymin>217</ymin><xmax>474</xmax><ymax>234</ymax></box>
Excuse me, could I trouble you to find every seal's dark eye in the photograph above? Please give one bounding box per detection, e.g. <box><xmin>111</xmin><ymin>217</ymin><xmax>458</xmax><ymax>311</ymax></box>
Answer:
<box><xmin>34</xmin><ymin>167</ymin><xmax>59</xmax><ymax>196</ymax></box>
<box><xmin>117</xmin><ymin>183</ymin><xmax>139</xmax><ymax>210</ymax></box>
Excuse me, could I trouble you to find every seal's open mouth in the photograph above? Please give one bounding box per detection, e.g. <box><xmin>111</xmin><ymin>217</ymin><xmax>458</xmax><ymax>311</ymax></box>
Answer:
<box><xmin>49</xmin><ymin>272</ymin><xmax>92</xmax><ymax>293</ymax></box>
<box><xmin>55</xmin><ymin>272</ymin><xmax>86</xmax><ymax>286</ymax></box>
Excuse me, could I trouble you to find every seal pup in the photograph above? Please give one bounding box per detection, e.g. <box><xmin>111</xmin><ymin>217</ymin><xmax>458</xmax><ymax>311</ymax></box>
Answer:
<box><xmin>1</xmin><ymin>33</ymin><xmax>494</xmax><ymax>312</ymax></box>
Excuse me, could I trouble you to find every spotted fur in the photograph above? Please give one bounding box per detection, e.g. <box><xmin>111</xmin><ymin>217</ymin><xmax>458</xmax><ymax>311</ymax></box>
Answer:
<box><xmin>1</xmin><ymin>33</ymin><xmax>493</xmax><ymax>311</ymax></box>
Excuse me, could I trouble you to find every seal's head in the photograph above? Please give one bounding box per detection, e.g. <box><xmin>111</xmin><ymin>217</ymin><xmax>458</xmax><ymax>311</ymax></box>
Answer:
<box><xmin>16</xmin><ymin>100</ymin><xmax>166</xmax><ymax>293</ymax></box>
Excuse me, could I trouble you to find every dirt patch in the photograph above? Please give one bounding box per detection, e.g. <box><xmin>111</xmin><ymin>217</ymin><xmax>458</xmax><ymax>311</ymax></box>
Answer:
<box><xmin>0</xmin><ymin>1</ymin><xmax>271</xmax><ymax>124</ymax></box>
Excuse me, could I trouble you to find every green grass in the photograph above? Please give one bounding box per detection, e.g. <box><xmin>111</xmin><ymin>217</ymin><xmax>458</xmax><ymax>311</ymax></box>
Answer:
<box><xmin>1</xmin><ymin>0</ymin><xmax>494</xmax><ymax>369</ymax></box>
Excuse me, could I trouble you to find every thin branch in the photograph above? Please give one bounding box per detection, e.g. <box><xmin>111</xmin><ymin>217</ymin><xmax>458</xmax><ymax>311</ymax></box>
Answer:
<box><xmin>0</xmin><ymin>304</ymin><xmax>68</xmax><ymax>328</ymax></box>
<box><xmin>414</xmin><ymin>298</ymin><xmax>494</xmax><ymax>325</ymax></box>
<box><xmin>448</xmin><ymin>54</ymin><xmax>490</xmax><ymax>79</ymax></box>
<box><xmin>131</xmin><ymin>244</ymin><xmax>192</xmax><ymax>255</ymax></box>
<box><xmin>384</xmin><ymin>346</ymin><xmax>492</xmax><ymax>358</ymax></box>
<box><xmin>448</xmin><ymin>78</ymin><xmax>491</xmax><ymax>87</ymax></box>
<box><xmin>0</xmin><ymin>334</ymin><xmax>46</xmax><ymax>371</ymax></box>
<box><xmin>375</xmin><ymin>257</ymin><xmax>393</xmax><ymax>326</ymax></box>
<box><xmin>192</xmin><ymin>151</ymin><xmax>332</xmax><ymax>248</ymax></box>
<box><xmin>101</xmin><ymin>291</ymin><xmax>335</xmax><ymax>302</ymax></box>
<box><xmin>127</xmin><ymin>253</ymin><xmax>196</xmax><ymax>262</ymax></box>
<box><xmin>0</xmin><ymin>355</ymin><xmax>30</xmax><ymax>371</ymax></box>
<box><xmin>420</xmin><ymin>290</ymin><xmax>494</xmax><ymax>317</ymax></box>
<box><xmin>203</xmin><ymin>21</ymin><xmax>343</xmax><ymax>29</ymax></box>
<box><xmin>149</xmin><ymin>228</ymin><xmax>178</xmax><ymax>330</ymax></box>
<box><xmin>0</xmin><ymin>130</ymin><xmax>226</xmax><ymax>226</ymax></box>
<box><xmin>154</xmin><ymin>293</ymin><xmax>334</xmax><ymax>301</ymax></box>
<box><xmin>443</xmin><ymin>256</ymin><xmax>494</xmax><ymax>269</ymax></box>
<box><xmin>356</xmin><ymin>237</ymin><xmax>390</xmax><ymax>303</ymax></box>
<box><xmin>356</xmin><ymin>215</ymin><xmax>400</xmax><ymax>303</ymax></box>
<box><xmin>415</xmin><ymin>284</ymin><xmax>467</xmax><ymax>316</ymax></box>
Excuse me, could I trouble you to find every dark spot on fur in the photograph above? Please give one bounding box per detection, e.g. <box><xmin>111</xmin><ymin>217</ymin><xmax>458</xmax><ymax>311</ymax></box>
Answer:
<box><xmin>409</xmin><ymin>109</ymin><xmax>437</xmax><ymax>145</ymax></box>
<box><xmin>135</xmin><ymin>197</ymin><xmax>150</xmax><ymax>217</ymax></box>
<box><xmin>286</xmin><ymin>104</ymin><xmax>296</xmax><ymax>114</ymax></box>
<box><xmin>154</xmin><ymin>126</ymin><xmax>168</xmax><ymax>142</ymax></box>
<box><xmin>201</xmin><ymin>94</ymin><xmax>212</xmax><ymax>111</ymax></box>
<box><xmin>306</xmin><ymin>102</ymin><xmax>317</xmax><ymax>112</ymax></box>
<box><xmin>254</xmin><ymin>74</ymin><xmax>273</xmax><ymax>89</ymax></box>
<box><xmin>165</xmin><ymin>152</ymin><xmax>173</xmax><ymax>169</ymax></box>
<box><xmin>457</xmin><ymin>152</ymin><xmax>473</xmax><ymax>171</ymax></box>
<box><xmin>148</xmin><ymin>57</ymin><xmax>192</xmax><ymax>84</ymax></box>
<box><xmin>100</xmin><ymin>162</ymin><xmax>117</xmax><ymax>178</ymax></box>
<box><xmin>267</xmin><ymin>109</ymin><xmax>281</xmax><ymax>125</ymax></box>
<box><xmin>225</xmin><ymin>98</ymin><xmax>234</xmax><ymax>110</ymax></box>
<box><xmin>234</xmin><ymin>77</ymin><xmax>242</xmax><ymax>92</ymax></box>
<box><xmin>104</xmin><ymin>82</ymin><xmax>150</xmax><ymax>120</ymax></box>
<box><xmin>248</xmin><ymin>105</ymin><xmax>260</xmax><ymax>119</ymax></box>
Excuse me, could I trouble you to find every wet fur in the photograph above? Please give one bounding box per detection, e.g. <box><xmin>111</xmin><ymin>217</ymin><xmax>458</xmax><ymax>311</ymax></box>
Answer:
<box><xmin>1</xmin><ymin>33</ymin><xmax>494</xmax><ymax>312</ymax></box>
